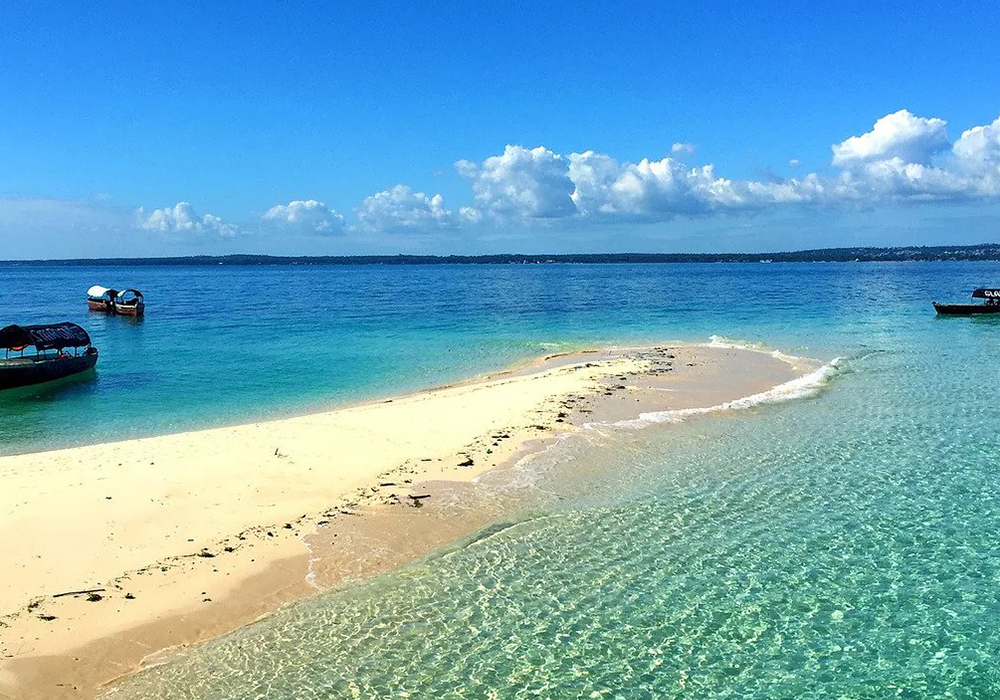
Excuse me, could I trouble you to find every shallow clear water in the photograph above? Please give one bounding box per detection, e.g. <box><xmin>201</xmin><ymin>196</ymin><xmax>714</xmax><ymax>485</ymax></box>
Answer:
<box><xmin>5</xmin><ymin>262</ymin><xmax>1000</xmax><ymax>698</ymax></box>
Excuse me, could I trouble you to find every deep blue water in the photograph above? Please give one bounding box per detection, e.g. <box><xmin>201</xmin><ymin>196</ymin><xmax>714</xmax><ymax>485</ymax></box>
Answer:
<box><xmin>5</xmin><ymin>262</ymin><xmax>1000</xmax><ymax>698</ymax></box>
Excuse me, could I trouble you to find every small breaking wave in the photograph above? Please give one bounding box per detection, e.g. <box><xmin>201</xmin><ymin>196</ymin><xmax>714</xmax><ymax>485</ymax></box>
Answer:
<box><xmin>614</xmin><ymin>356</ymin><xmax>845</xmax><ymax>429</ymax></box>
<box><xmin>706</xmin><ymin>334</ymin><xmax>809</xmax><ymax>366</ymax></box>
<box><xmin>482</xmin><ymin>338</ymin><xmax>849</xmax><ymax>490</ymax></box>
<box><xmin>706</xmin><ymin>334</ymin><xmax>767</xmax><ymax>351</ymax></box>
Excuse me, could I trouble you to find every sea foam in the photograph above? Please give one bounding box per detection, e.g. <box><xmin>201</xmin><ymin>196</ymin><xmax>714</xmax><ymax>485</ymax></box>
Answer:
<box><xmin>706</xmin><ymin>334</ymin><xmax>810</xmax><ymax>366</ymax></box>
<box><xmin>613</xmin><ymin>356</ymin><xmax>843</xmax><ymax>429</ymax></box>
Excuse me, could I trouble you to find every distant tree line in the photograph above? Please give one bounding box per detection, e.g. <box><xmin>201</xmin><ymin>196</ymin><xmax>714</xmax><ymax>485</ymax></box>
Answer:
<box><xmin>4</xmin><ymin>245</ymin><xmax>1000</xmax><ymax>266</ymax></box>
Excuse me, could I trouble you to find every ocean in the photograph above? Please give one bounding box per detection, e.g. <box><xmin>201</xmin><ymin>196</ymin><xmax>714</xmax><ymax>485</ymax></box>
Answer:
<box><xmin>4</xmin><ymin>262</ymin><xmax>999</xmax><ymax>698</ymax></box>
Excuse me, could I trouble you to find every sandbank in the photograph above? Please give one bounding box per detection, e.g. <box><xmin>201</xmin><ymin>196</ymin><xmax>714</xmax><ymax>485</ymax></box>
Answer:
<box><xmin>0</xmin><ymin>343</ymin><xmax>813</xmax><ymax>699</ymax></box>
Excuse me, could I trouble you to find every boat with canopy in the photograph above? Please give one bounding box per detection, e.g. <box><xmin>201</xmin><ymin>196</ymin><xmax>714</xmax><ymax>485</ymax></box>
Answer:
<box><xmin>113</xmin><ymin>289</ymin><xmax>145</xmax><ymax>316</ymax></box>
<box><xmin>86</xmin><ymin>286</ymin><xmax>145</xmax><ymax>316</ymax></box>
<box><xmin>933</xmin><ymin>288</ymin><xmax>1000</xmax><ymax>315</ymax></box>
<box><xmin>86</xmin><ymin>285</ymin><xmax>118</xmax><ymax>312</ymax></box>
<box><xmin>0</xmin><ymin>322</ymin><xmax>99</xmax><ymax>390</ymax></box>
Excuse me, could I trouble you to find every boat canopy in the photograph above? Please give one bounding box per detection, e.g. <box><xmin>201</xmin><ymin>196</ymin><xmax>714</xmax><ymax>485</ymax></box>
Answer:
<box><xmin>972</xmin><ymin>288</ymin><xmax>1000</xmax><ymax>299</ymax></box>
<box><xmin>0</xmin><ymin>322</ymin><xmax>92</xmax><ymax>351</ymax></box>
<box><xmin>87</xmin><ymin>285</ymin><xmax>118</xmax><ymax>299</ymax></box>
<box><xmin>115</xmin><ymin>289</ymin><xmax>143</xmax><ymax>300</ymax></box>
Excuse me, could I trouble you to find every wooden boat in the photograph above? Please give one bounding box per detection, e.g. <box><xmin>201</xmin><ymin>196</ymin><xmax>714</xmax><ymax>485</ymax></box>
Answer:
<box><xmin>0</xmin><ymin>322</ymin><xmax>98</xmax><ymax>390</ymax></box>
<box><xmin>86</xmin><ymin>285</ymin><xmax>118</xmax><ymax>312</ymax></box>
<box><xmin>933</xmin><ymin>288</ymin><xmax>1000</xmax><ymax>315</ymax></box>
<box><xmin>113</xmin><ymin>289</ymin><xmax>145</xmax><ymax>316</ymax></box>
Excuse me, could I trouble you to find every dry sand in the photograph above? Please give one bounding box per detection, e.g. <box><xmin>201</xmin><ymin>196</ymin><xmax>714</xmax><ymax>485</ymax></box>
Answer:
<box><xmin>0</xmin><ymin>343</ymin><xmax>812</xmax><ymax>699</ymax></box>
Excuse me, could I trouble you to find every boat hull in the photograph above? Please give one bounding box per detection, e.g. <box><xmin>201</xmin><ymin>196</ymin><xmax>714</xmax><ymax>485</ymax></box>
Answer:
<box><xmin>87</xmin><ymin>299</ymin><xmax>113</xmax><ymax>312</ymax></box>
<box><xmin>113</xmin><ymin>302</ymin><xmax>144</xmax><ymax>316</ymax></box>
<box><xmin>0</xmin><ymin>351</ymin><xmax>98</xmax><ymax>390</ymax></box>
<box><xmin>933</xmin><ymin>302</ymin><xmax>1000</xmax><ymax>315</ymax></box>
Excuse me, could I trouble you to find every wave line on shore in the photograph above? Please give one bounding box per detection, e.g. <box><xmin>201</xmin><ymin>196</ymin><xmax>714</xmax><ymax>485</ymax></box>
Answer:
<box><xmin>613</xmin><ymin>356</ymin><xmax>845</xmax><ymax>429</ymax></box>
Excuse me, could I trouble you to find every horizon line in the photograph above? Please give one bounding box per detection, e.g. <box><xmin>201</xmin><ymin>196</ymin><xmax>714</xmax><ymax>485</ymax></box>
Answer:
<box><xmin>3</xmin><ymin>243</ymin><xmax>1000</xmax><ymax>266</ymax></box>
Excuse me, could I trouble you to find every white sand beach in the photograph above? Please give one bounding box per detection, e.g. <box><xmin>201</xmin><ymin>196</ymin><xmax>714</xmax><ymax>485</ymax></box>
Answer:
<box><xmin>0</xmin><ymin>343</ymin><xmax>809</xmax><ymax>699</ymax></box>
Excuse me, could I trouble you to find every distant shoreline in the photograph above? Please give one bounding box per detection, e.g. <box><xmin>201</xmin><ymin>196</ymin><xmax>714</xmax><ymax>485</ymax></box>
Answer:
<box><xmin>4</xmin><ymin>243</ymin><xmax>1000</xmax><ymax>266</ymax></box>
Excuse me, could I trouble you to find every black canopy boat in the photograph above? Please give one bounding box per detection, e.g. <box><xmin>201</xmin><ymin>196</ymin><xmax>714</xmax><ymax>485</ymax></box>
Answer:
<box><xmin>933</xmin><ymin>288</ymin><xmax>1000</xmax><ymax>315</ymax></box>
<box><xmin>0</xmin><ymin>322</ymin><xmax>99</xmax><ymax>390</ymax></box>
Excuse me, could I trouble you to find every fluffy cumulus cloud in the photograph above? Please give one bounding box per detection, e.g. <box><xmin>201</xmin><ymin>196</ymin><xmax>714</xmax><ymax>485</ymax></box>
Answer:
<box><xmin>457</xmin><ymin>147</ymin><xmax>825</xmax><ymax>223</ymax></box>
<box><xmin>355</xmin><ymin>185</ymin><xmax>455</xmax><ymax>232</ymax></box>
<box><xmin>458</xmin><ymin>206</ymin><xmax>483</xmax><ymax>224</ymax></box>
<box><xmin>435</xmin><ymin>109</ymin><xmax>1000</xmax><ymax>227</ymax></box>
<box><xmin>263</xmin><ymin>199</ymin><xmax>345</xmax><ymax>234</ymax></box>
<box><xmin>575</xmin><ymin>152</ymin><xmax>792</xmax><ymax>218</ymax></box>
<box><xmin>457</xmin><ymin>145</ymin><xmax>576</xmax><ymax>219</ymax></box>
<box><xmin>569</xmin><ymin>151</ymin><xmax>719</xmax><ymax>218</ymax></box>
<box><xmin>121</xmin><ymin>109</ymin><xmax>1000</xmax><ymax>238</ymax></box>
<box><xmin>826</xmin><ymin>111</ymin><xmax>1000</xmax><ymax>202</ymax></box>
<box><xmin>952</xmin><ymin>115</ymin><xmax>1000</xmax><ymax>195</ymax></box>
<box><xmin>831</xmin><ymin>109</ymin><xmax>949</xmax><ymax>166</ymax></box>
<box><xmin>138</xmin><ymin>202</ymin><xmax>240</xmax><ymax>238</ymax></box>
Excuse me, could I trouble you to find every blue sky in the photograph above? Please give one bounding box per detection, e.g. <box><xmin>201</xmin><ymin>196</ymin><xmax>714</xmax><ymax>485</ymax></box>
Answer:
<box><xmin>1</xmin><ymin>0</ymin><xmax>999</xmax><ymax>258</ymax></box>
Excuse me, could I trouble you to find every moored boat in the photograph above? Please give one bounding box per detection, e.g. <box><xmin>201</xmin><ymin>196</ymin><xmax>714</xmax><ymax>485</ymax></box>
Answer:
<box><xmin>933</xmin><ymin>288</ymin><xmax>1000</xmax><ymax>315</ymax></box>
<box><xmin>113</xmin><ymin>289</ymin><xmax>145</xmax><ymax>316</ymax></box>
<box><xmin>0</xmin><ymin>322</ymin><xmax>99</xmax><ymax>390</ymax></box>
<box><xmin>86</xmin><ymin>286</ymin><xmax>119</xmax><ymax>312</ymax></box>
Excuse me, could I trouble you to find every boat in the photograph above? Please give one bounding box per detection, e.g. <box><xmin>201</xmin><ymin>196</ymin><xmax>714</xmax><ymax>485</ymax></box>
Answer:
<box><xmin>86</xmin><ymin>285</ymin><xmax>119</xmax><ymax>312</ymax></box>
<box><xmin>113</xmin><ymin>289</ymin><xmax>145</xmax><ymax>316</ymax></box>
<box><xmin>933</xmin><ymin>288</ymin><xmax>1000</xmax><ymax>315</ymax></box>
<box><xmin>0</xmin><ymin>322</ymin><xmax>99</xmax><ymax>390</ymax></box>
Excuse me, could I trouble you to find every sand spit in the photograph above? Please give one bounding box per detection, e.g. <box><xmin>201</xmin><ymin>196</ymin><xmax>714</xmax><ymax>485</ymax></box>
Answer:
<box><xmin>0</xmin><ymin>343</ymin><xmax>811</xmax><ymax>699</ymax></box>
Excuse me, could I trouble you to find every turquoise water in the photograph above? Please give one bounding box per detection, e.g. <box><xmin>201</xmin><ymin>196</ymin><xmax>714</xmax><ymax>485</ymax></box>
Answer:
<box><xmin>1</xmin><ymin>261</ymin><xmax>953</xmax><ymax>453</ymax></box>
<box><xmin>5</xmin><ymin>262</ymin><xmax>1000</xmax><ymax>697</ymax></box>
<box><xmin>1</xmin><ymin>262</ymin><xmax>835</xmax><ymax>455</ymax></box>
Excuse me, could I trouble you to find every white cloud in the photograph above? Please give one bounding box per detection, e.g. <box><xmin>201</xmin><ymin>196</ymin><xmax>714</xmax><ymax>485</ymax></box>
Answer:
<box><xmin>355</xmin><ymin>185</ymin><xmax>453</xmax><ymax>232</ymax></box>
<box><xmin>458</xmin><ymin>145</ymin><xmax>577</xmax><ymax>219</ymax></box>
<box><xmin>831</xmin><ymin>109</ymin><xmax>949</xmax><ymax>167</ymax></box>
<box><xmin>263</xmin><ymin>199</ymin><xmax>345</xmax><ymax>235</ymax></box>
<box><xmin>138</xmin><ymin>202</ymin><xmax>240</xmax><ymax>238</ymax></box>
<box><xmin>454</xmin><ymin>159</ymin><xmax>479</xmax><ymax>179</ymax></box>
<box><xmin>566</xmin><ymin>150</ymin><xmax>624</xmax><ymax>216</ymax></box>
<box><xmin>952</xmin><ymin>115</ymin><xmax>1000</xmax><ymax>196</ymax></box>
<box><xmin>953</xmin><ymin>116</ymin><xmax>1000</xmax><ymax>167</ymax></box>
<box><xmin>822</xmin><ymin>112</ymin><xmax>1000</xmax><ymax>203</ymax></box>
<box><xmin>68</xmin><ymin>109</ymin><xmax>1000</xmax><ymax>242</ymax></box>
<box><xmin>569</xmin><ymin>152</ymin><xmax>733</xmax><ymax>218</ymax></box>
<box><xmin>458</xmin><ymin>206</ymin><xmax>483</xmax><ymax>224</ymax></box>
<box><xmin>459</xmin><ymin>147</ymin><xmax>823</xmax><ymax>223</ymax></box>
<box><xmin>839</xmin><ymin>158</ymin><xmax>969</xmax><ymax>200</ymax></box>
<box><xmin>428</xmin><ymin>110</ymin><xmax>1000</xmax><ymax>228</ymax></box>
